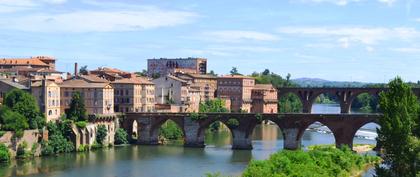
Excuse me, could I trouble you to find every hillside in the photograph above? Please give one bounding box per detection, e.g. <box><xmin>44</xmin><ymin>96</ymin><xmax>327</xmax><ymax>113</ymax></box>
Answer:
<box><xmin>291</xmin><ymin>78</ymin><xmax>369</xmax><ymax>87</ymax></box>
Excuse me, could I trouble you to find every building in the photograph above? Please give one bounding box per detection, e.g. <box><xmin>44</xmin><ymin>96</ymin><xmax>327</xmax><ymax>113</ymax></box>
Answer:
<box><xmin>251</xmin><ymin>84</ymin><xmax>278</xmax><ymax>113</ymax></box>
<box><xmin>153</xmin><ymin>75</ymin><xmax>200</xmax><ymax>112</ymax></box>
<box><xmin>31</xmin><ymin>80</ymin><xmax>61</xmax><ymax>122</ymax></box>
<box><xmin>112</xmin><ymin>77</ymin><xmax>155</xmax><ymax>113</ymax></box>
<box><xmin>0</xmin><ymin>56</ymin><xmax>56</xmax><ymax>70</ymax></box>
<box><xmin>217</xmin><ymin>75</ymin><xmax>255</xmax><ymax>113</ymax></box>
<box><xmin>147</xmin><ymin>58</ymin><xmax>207</xmax><ymax>77</ymax></box>
<box><xmin>89</xmin><ymin>67</ymin><xmax>132</xmax><ymax>81</ymax></box>
<box><xmin>59</xmin><ymin>79</ymin><xmax>114</xmax><ymax>115</ymax></box>
<box><xmin>0</xmin><ymin>79</ymin><xmax>29</xmax><ymax>104</ymax></box>
<box><xmin>176</xmin><ymin>73</ymin><xmax>218</xmax><ymax>102</ymax></box>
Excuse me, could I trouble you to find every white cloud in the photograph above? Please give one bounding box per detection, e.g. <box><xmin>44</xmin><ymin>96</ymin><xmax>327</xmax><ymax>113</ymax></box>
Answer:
<box><xmin>0</xmin><ymin>7</ymin><xmax>198</xmax><ymax>32</ymax></box>
<box><xmin>392</xmin><ymin>47</ymin><xmax>420</xmax><ymax>53</ymax></box>
<box><xmin>277</xmin><ymin>26</ymin><xmax>420</xmax><ymax>48</ymax></box>
<box><xmin>0</xmin><ymin>0</ymin><xmax>66</xmax><ymax>13</ymax></box>
<box><xmin>296</xmin><ymin>0</ymin><xmax>396</xmax><ymax>6</ymax></box>
<box><xmin>202</xmin><ymin>30</ymin><xmax>279</xmax><ymax>42</ymax></box>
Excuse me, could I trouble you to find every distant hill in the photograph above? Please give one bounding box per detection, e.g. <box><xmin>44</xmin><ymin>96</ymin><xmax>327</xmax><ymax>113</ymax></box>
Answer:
<box><xmin>291</xmin><ymin>78</ymin><xmax>370</xmax><ymax>87</ymax></box>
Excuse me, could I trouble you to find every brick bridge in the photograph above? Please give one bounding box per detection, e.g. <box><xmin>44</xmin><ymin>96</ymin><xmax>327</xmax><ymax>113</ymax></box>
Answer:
<box><xmin>123</xmin><ymin>112</ymin><xmax>381</xmax><ymax>150</ymax></box>
<box><xmin>277</xmin><ymin>87</ymin><xmax>420</xmax><ymax>113</ymax></box>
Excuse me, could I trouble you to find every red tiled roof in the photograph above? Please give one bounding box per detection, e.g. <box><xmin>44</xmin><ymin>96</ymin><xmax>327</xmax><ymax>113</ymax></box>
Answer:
<box><xmin>0</xmin><ymin>58</ymin><xmax>49</xmax><ymax>66</ymax></box>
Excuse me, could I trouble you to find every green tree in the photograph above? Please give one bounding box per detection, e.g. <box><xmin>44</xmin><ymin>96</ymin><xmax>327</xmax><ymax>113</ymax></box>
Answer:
<box><xmin>209</xmin><ymin>70</ymin><xmax>217</xmax><ymax>76</ymax></box>
<box><xmin>66</xmin><ymin>92</ymin><xmax>87</xmax><ymax>122</ymax></box>
<box><xmin>230</xmin><ymin>67</ymin><xmax>241</xmax><ymax>75</ymax></box>
<box><xmin>0</xmin><ymin>106</ymin><xmax>29</xmax><ymax>137</ymax></box>
<box><xmin>4</xmin><ymin>89</ymin><xmax>45</xmax><ymax>129</ymax></box>
<box><xmin>41</xmin><ymin>122</ymin><xmax>74</xmax><ymax>155</ymax></box>
<box><xmin>135</xmin><ymin>69</ymin><xmax>148</xmax><ymax>77</ymax></box>
<box><xmin>262</xmin><ymin>69</ymin><xmax>270</xmax><ymax>75</ymax></box>
<box><xmin>199</xmin><ymin>99</ymin><xmax>228</xmax><ymax>113</ymax></box>
<box><xmin>79</xmin><ymin>65</ymin><xmax>88</xmax><ymax>75</ymax></box>
<box><xmin>376</xmin><ymin>77</ymin><xmax>420</xmax><ymax>177</ymax></box>
<box><xmin>96</xmin><ymin>125</ymin><xmax>108</xmax><ymax>145</ymax></box>
<box><xmin>114</xmin><ymin>128</ymin><xmax>129</xmax><ymax>145</ymax></box>
<box><xmin>0</xmin><ymin>143</ymin><xmax>10</xmax><ymax>163</ymax></box>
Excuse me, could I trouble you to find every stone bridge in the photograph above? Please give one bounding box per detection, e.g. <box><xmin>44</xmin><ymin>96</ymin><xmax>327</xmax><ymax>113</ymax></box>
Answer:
<box><xmin>277</xmin><ymin>87</ymin><xmax>420</xmax><ymax>113</ymax></box>
<box><xmin>122</xmin><ymin>113</ymin><xmax>381</xmax><ymax>150</ymax></box>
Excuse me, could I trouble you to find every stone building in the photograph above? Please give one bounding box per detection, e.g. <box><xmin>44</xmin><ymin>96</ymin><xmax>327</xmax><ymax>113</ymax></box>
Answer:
<box><xmin>147</xmin><ymin>58</ymin><xmax>207</xmax><ymax>77</ymax></box>
<box><xmin>251</xmin><ymin>84</ymin><xmax>278</xmax><ymax>113</ymax></box>
<box><xmin>176</xmin><ymin>73</ymin><xmax>218</xmax><ymax>102</ymax></box>
<box><xmin>89</xmin><ymin>67</ymin><xmax>132</xmax><ymax>81</ymax></box>
<box><xmin>112</xmin><ymin>77</ymin><xmax>155</xmax><ymax>113</ymax></box>
<box><xmin>0</xmin><ymin>79</ymin><xmax>29</xmax><ymax>104</ymax></box>
<box><xmin>217</xmin><ymin>75</ymin><xmax>255</xmax><ymax>113</ymax></box>
<box><xmin>31</xmin><ymin>80</ymin><xmax>61</xmax><ymax>122</ymax></box>
<box><xmin>59</xmin><ymin>79</ymin><xmax>114</xmax><ymax>115</ymax></box>
<box><xmin>153</xmin><ymin>75</ymin><xmax>200</xmax><ymax>112</ymax></box>
<box><xmin>70</xmin><ymin>115</ymin><xmax>116</xmax><ymax>149</ymax></box>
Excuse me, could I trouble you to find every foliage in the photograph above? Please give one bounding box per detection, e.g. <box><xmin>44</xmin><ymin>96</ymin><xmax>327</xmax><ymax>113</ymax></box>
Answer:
<box><xmin>242</xmin><ymin>146</ymin><xmax>380</xmax><ymax>177</ymax></box>
<box><xmin>278</xmin><ymin>93</ymin><xmax>302</xmax><ymax>113</ymax></box>
<box><xmin>230</xmin><ymin>67</ymin><xmax>241</xmax><ymax>75</ymax></box>
<box><xmin>77</xmin><ymin>144</ymin><xmax>89</xmax><ymax>152</ymax></box>
<box><xmin>0</xmin><ymin>106</ymin><xmax>29</xmax><ymax>138</ymax></box>
<box><xmin>314</xmin><ymin>93</ymin><xmax>338</xmax><ymax>104</ymax></box>
<box><xmin>159</xmin><ymin>120</ymin><xmax>183</xmax><ymax>140</ymax></box>
<box><xmin>199</xmin><ymin>99</ymin><xmax>228</xmax><ymax>113</ymax></box>
<box><xmin>75</xmin><ymin>121</ymin><xmax>87</xmax><ymax>129</ymax></box>
<box><xmin>135</xmin><ymin>69</ymin><xmax>148</xmax><ymax>77</ymax></box>
<box><xmin>376</xmin><ymin>77</ymin><xmax>420</xmax><ymax>177</ymax></box>
<box><xmin>351</xmin><ymin>93</ymin><xmax>379</xmax><ymax>113</ymax></box>
<box><xmin>41</xmin><ymin>122</ymin><xmax>74</xmax><ymax>155</ymax></box>
<box><xmin>255</xmin><ymin>113</ymin><xmax>263</xmax><ymax>123</ymax></box>
<box><xmin>114</xmin><ymin>128</ymin><xmax>129</xmax><ymax>145</ymax></box>
<box><xmin>66</xmin><ymin>92</ymin><xmax>87</xmax><ymax>122</ymax></box>
<box><xmin>0</xmin><ymin>143</ymin><xmax>10</xmax><ymax>163</ymax></box>
<box><xmin>0</xmin><ymin>131</ymin><xmax>5</xmax><ymax>137</ymax></box>
<box><xmin>79</xmin><ymin>65</ymin><xmax>88</xmax><ymax>75</ymax></box>
<box><xmin>190</xmin><ymin>112</ymin><xmax>208</xmax><ymax>121</ymax></box>
<box><xmin>226</xmin><ymin>118</ymin><xmax>239</xmax><ymax>129</ymax></box>
<box><xmin>4</xmin><ymin>89</ymin><xmax>45</xmax><ymax>129</ymax></box>
<box><xmin>16</xmin><ymin>141</ymin><xmax>33</xmax><ymax>159</ymax></box>
<box><xmin>96</xmin><ymin>125</ymin><xmax>108</xmax><ymax>145</ymax></box>
<box><xmin>204</xmin><ymin>172</ymin><xmax>230</xmax><ymax>177</ymax></box>
<box><xmin>209</xmin><ymin>70</ymin><xmax>217</xmax><ymax>76</ymax></box>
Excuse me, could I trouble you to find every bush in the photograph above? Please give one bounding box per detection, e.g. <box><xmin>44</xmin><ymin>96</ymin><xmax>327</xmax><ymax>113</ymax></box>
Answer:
<box><xmin>190</xmin><ymin>112</ymin><xmax>208</xmax><ymax>121</ymax></box>
<box><xmin>226</xmin><ymin>118</ymin><xmax>239</xmax><ymax>129</ymax></box>
<box><xmin>41</xmin><ymin>122</ymin><xmax>74</xmax><ymax>156</ymax></box>
<box><xmin>159</xmin><ymin>120</ymin><xmax>183</xmax><ymax>140</ymax></box>
<box><xmin>0</xmin><ymin>106</ymin><xmax>29</xmax><ymax>138</ymax></box>
<box><xmin>16</xmin><ymin>141</ymin><xmax>34</xmax><ymax>159</ymax></box>
<box><xmin>77</xmin><ymin>144</ymin><xmax>89</xmax><ymax>152</ymax></box>
<box><xmin>114</xmin><ymin>128</ymin><xmax>129</xmax><ymax>145</ymax></box>
<box><xmin>96</xmin><ymin>125</ymin><xmax>108</xmax><ymax>145</ymax></box>
<box><xmin>242</xmin><ymin>146</ymin><xmax>381</xmax><ymax>177</ymax></box>
<box><xmin>75</xmin><ymin>121</ymin><xmax>87</xmax><ymax>129</ymax></box>
<box><xmin>0</xmin><ymin>143</ymin><xmax>10</xmax><ymax>163</ymax></box>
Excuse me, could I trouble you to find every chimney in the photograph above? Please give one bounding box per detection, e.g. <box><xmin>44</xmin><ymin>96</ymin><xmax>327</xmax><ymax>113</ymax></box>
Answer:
<box><xmin>74</xmin><ymin>62</ymin><xmax>78</xmax><ymax>78</ymax></box>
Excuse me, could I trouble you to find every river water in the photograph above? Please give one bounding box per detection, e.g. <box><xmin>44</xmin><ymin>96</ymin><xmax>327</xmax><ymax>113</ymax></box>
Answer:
<box><xmin>0</xmin><ymin>104</ymin><xmax>378</xmax><ymax>177</ymax></box>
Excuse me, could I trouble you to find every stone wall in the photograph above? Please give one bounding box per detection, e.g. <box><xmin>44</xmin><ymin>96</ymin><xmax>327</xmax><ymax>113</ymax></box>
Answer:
<box><xmin>0</xmin><ymin>129</ymin><xmax>47</xmax><ymax>157</ymax></box>
<box><xmin>71</xmin><ymin>121</ymin><xmax>116</xmax><ymax>149</ymax></box>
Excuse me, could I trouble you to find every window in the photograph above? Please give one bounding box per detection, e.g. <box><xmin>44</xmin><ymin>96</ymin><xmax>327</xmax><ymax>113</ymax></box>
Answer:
<box><xmin>48</xmin><ymin>110</ymin><xmax>52</xmax><ymax>115</ymax></box>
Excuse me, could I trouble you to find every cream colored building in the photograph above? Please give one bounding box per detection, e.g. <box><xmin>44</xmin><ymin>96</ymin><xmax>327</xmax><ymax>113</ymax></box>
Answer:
<box><xmin>31</xmin><ymin>80</ymin><xmax>61</xmax><ymax>122</ymax></box>
<box><xmin>59</xmin><ymin>79</ymin><xmax>114</xmax><ymax>115</ymax></box>
<box><xmin>153</xmin><ymin>75</ymin><xmax>199</xmax><ymax>112</ymax></box>
<box><xmin>112</xmin><ymin>77</ymin><xmax>155</xmax><ymax>113</ymax></box>
<box><xmin>176</xmin><ymin>73</ymin><xmax>218</xmax><ymax>102</ymax></box>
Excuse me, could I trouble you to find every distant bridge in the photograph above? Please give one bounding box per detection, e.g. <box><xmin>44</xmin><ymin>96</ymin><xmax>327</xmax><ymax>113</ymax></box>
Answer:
<box><xmin>277</xmin><ymin>87</ymin><xmax>420</xmax><ymax>113</ymax></box>
<box><xmin>123</xmin><ymin>113</ymin><xmax>381</xmax><ymax>150</ymax></box>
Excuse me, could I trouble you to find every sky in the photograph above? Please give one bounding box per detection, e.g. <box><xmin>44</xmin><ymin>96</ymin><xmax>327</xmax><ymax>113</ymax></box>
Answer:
<box><xmin>0</xmin><ymin>0</ymin><xmax>420</xmax><ymax>83</ymax></box>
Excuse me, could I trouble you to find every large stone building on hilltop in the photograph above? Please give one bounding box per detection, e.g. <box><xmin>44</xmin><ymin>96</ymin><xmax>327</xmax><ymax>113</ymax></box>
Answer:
<box><xmin>147</xmin><ymin>58</ymin><xmax>207</xmax><ymax>77</ymax></box>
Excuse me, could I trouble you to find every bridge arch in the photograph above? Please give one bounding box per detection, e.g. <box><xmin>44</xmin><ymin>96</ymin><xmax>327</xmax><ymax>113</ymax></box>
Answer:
<box><xmin>297</xmin><ymin>120</ymin><xmax>337</xmax><ymax>148</ymax></box>
<box><xmin>349</xmin><ymin>91</ymin><xmax>381</xmax><ymax>113</ymax></box>
<box><xmin>197</xmin><ymin>118</ymin><xmax>234</xmax><ymax>147</ymax></box>
<box><xmin>310</xmin><ymin>91</ymin><xmax>342</xmax><ymax>114</ymax></box>
<box><xmin>352</xmin><ymin>121</ymin><xmax>380</xmax><ymax>152</ymax></box>
<box><xmin>150</xmin><ymin>118</ymin><xmax>185</xmax><ymax>144</ymax></box>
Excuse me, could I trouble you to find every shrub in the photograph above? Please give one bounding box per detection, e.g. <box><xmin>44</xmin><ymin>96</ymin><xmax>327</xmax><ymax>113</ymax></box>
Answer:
<box><xmin>190</xmin><ymin>112</ymin><xmax>208</xmax><ymax>121</ymax></box>
<box><xmin>16</xmin><ymin>141</ymin><xmax>33</xmax><ymax>159</ymax></box>
<box><xmin>0</xmin><ymin>106</ymin><xmax>29</xmax><ymax>138</ymax></box>
<box><xmin>159</xmin><ymin>120</ymin><xmax>183</xmax><ymax>140</ymax></box>
<box><xmin>0</xmin><ymin>143</ymin><xmax>10</xmax><ymax>163</ymax></box>
<box><xmin>77</xmin><ymin>144</ymin><xmax>89</xmax><ymax>152</ymax></box>
<box><xmin>226</xmin><ymin>118</ymin><xmax>239</xmax><ymax>129</ymax></box>
<box><xmin>114</xmin><ymin>128</ymin><xmax>129</xmax><ymax>145</ymax></box>
<box><xmin>242</xmin><ymin>146</ymin><xmax>381</xmax><ymax>177</ymax></box>
<box><xmin>96</xmin><ymin>125</ymin><xmax>108</xmax><ymax>145</ymax></box>
<box><xmin>41</xmin><ymin>122</ymin><xmax>74</xmax><ymax>156</ymax></box>
<box><xmin>75</xmin><ymin>121</ymin><xmax>87</xmax><ymax>129</ymax></box>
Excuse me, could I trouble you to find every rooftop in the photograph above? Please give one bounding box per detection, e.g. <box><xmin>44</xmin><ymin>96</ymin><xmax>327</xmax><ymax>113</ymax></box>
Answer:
<box><xmin>218</xmin><ymin>75</ymin><xmax>254</xmax><ymax>79</ymax></box>
<box><xmin>112</xmin><ymin>77</ymin><xmax>153</xmax><ymax>85</ymax></box>
<box><xmin>60</xmin><ymin>79</ymin><xmax>110</xmax><ymax>88</ymax></box>
<box><xmin>0</xmin><ymin>79</ymin><xmax>29</xmax><ymax>90</ymax></box>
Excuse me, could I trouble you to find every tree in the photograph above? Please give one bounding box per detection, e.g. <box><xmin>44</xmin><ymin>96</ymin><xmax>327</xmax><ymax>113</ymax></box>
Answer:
<box><xmin>209</xmin><ymin>70</ymin><xmax>217</xmax><ymax>76</ymax></box>
<box><xmin>114</xmin><ymin>128</ymin><xmax>128</xmax><ymax>145</ymax></box>
<box><xmin>66</xmin><ymin>92</ymin><xmax>87</xmax><ymax>122</ymax></box>
<box><xmin>376</xmin><ymin>77</ymin><xmax>420</xmax><ymax>177</ymax></box>
<box><xmin>230</xmin><ymin>67</ymin><xmax>241</xmax><ymax>75</ymax></box>
<box><xmin>0</xmin><ymin>143</ymin><xmax>10</xmax><ymax>163</ymax></box>
<box><xmin>41</xmin><ymin>122</ymin><xmax>74</xmax><ymax>155</ymax></box>
<box><xmin>96</xmin><ymin>125</ymin><xmax>108</xmax><ymax>145</ymax></box>
<box><xmin>4</xmin><ymin>89</ymin><xmax>45</xmax><ymax>129</ymax></box>
<box><xmin>262</xmin><ymin>69</ymin><xmax>270</xmax><ymax>75</ymax></box>
<box><xmin>135</xmin><ymin>69</ymin><xmax>148</xmax><ymax>77</ymax></box>
<box><xmin>79</xmin><ymin>65</ymin><xmax>88</xmax><ymax>75</ymax></box>
<box><xmin>0</xmin><ymin>106</ymin><xmax>29</xmax><ymax>138</ymax></box>
<box><xmin>199</xmin><ymin>99</ymin><xmax>228</xmax><ymax>113</ymax></box>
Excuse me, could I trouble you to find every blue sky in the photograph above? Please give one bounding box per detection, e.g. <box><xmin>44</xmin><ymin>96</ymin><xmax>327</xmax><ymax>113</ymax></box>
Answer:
<box><xmin>0</xmin><ymin>0</ymin><xmax>420</xmax><ymax>82</ymax></box>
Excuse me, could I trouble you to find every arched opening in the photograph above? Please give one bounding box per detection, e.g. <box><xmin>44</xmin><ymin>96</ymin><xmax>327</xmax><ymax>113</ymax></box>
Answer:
<box><xmin>157</xmin><ymin>119</ymin><xmax>184</xmax><ymax>145</ymax></box>
<box><xmin>131</xmin><ymin>120</ymin><xmax>138</xmax><ymax>141</ymax></box>
<box><xmin>350</xmin><ymin>93</ymin><xmax>380</xmax><ymax>113</ymax></box>
<box><xmin>200</xmin><ymin>121</ymin><xmax>233</xmax><ymax>148</ymax></box>
<box><xmin>352</xmin><ymin>122</ymin><xmax>380</xmax><ymax>153</ymax></box>
<box><xmin>250</xmin><ymin>121</ymin><xmax>284</xmax><ymax>159</ymax></box>
<box><xmin>278</xmin><ymin>93</ymin><xmax>303</xmax><ymax>113</ymax></box>
<box><xmin>311</xmin><ymin>93</ymin><xmax>341</xmax><ymax>114</ymax></box>
<box><xmin>301</xmin><ymin>121</ymin><xmax>336</xmax><ymax>149</ymax></box>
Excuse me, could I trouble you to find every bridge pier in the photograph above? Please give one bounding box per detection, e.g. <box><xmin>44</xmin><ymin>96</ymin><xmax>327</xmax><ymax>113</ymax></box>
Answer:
<box><xmin>231</xmin><ymin>129</ymin><xmax>252</xmax><ymax>150</ymax></box>
<box><xmin>136</xmin><ymin>117</ymin><xmax>159</xmax><ymax>145</ymax></box>
<box><xmin>183</xmin><ymin>118</ymin><xmax>204</xmax><ymax>148</ymax></box>
<box><xmin>282</xmin><ymin>128</ymin><xmax>301</xmax><ymax>150</ymax></box>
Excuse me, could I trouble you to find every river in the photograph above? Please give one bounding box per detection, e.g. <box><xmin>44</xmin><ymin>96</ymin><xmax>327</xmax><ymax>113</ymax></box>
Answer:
<box><xmin>0</xmin><ymin>104</ymin><xmax>378</xmax><ymax>177</ymax></box>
